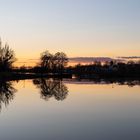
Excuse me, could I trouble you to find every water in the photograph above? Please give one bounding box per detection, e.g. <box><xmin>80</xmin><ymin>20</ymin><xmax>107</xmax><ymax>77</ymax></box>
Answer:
<box><xmin>0</xmin><ymin>79</ymin><xmax>139</xmax><ymax>140</ymax></box>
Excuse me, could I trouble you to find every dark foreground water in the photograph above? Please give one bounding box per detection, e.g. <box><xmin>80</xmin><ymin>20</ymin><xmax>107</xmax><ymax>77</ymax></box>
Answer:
<box><xmin>0</xmin><ymin>79</ymin><xmax>139</xmax><ymax>140</ymax></box>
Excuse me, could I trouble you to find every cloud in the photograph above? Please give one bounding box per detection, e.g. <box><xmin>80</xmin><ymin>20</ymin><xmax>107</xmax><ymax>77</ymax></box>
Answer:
<box><xmin>117</xmin><ymin>56</ymin><xmax>140</xmax><ymax>59</ymax></box>
<box><xmin>69</xmin><ymin>57</ymin><xmax>122</xmax><ymax>63</ymax></box>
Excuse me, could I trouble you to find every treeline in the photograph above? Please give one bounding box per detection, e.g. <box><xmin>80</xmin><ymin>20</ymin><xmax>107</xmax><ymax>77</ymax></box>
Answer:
<box><xmin>67</xmin><ymin>61</ymin><xmax>140</xmax><ymax>78</ymax></box>
<box><xmin>0</xmin><ymin>39</ymin><xmax>140</xmax><ymax>78</ymax></box>
<box><xmin>14</xmin><ymin>51</ymin><xmax>68</xmax><ymax>74</ymax></box>
<box><xmin>0</xmin><ymin>39</ymin><xmax>68</xmax><ymax>73</ymax></box>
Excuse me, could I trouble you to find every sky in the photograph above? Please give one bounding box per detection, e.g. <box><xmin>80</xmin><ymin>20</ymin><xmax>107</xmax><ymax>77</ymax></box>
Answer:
<box><xmin>0</xmin><ymin>0</ymin><xmax>140</xmax><ymax>66</ymax></box>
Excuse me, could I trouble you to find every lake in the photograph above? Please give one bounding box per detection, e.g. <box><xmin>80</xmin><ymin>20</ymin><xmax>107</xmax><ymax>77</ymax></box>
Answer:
<box><xmin>0</xmin><ymin>79</ymin><xmax>140</xmax><ymax>140</ymax></box>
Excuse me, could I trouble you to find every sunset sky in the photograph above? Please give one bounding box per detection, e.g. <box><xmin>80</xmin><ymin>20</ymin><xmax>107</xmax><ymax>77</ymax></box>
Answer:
<box><xmin>0</xmin><ymin>0</ymin><xmax>140</xmax><ymax>66</ymax></box>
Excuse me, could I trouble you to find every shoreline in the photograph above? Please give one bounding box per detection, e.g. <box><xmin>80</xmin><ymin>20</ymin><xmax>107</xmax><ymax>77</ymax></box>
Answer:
<box><xmin>0</xmin><ymin>72</ymin><xmax>140</xmax><ymax>82</ymax></box>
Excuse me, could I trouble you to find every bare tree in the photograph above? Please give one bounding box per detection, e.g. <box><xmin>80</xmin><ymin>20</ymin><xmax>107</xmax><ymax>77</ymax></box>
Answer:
<box><xmin>40</xmin><ymin>50</ymin><xmax>68</xmax><ymax>73</ymax></box>
<box><xmin>54</xmin><ymin>52</ymin><xmax>68</xmax><ymax>72</ymax></box>
<box><xmin>0</xmin><ymin>39</ymin><xmax>16</xmax><ymax>71</ymax></box>
<box><xmin>40</xmin><ymin>50</ymin><xmax>53</xmax><ymax>71</ymax></box>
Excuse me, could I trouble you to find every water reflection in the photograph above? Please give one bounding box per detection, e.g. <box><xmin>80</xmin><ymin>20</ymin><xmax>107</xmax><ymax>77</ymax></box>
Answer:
<box><xmin>0</xmin><ymin>78</ymin><xmax>139</xmax><ymax>112</ymax></box>
<box><xmin>33</xmin><ymin>79</ymin><xmax>68</xmax><ymax>101</ymax></box>
<box><xmin>72</xmin><ymin>78</ymin><xmax>140</xmax><ymax>87</ymax></box>
<box><xmin>0</xmin><ymin>80</ymin><xmax>17</xmax><ymax>111</ymax></box>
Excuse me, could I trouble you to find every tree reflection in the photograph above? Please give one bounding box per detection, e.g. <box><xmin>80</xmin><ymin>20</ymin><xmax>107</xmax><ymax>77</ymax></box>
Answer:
<box><xmin>33</xmin><ymin>79</ymin><xmax>68</xmax><ymax>101</ymax></box>
<box><xmin>73</xmin><ymin>78</ymin><xmax>140</xmax><ymax>87</ymax></box>
<box><xmin>0</xmin><ymin>80</ymin><xmax>16</xmax><ymax>111</ymax></box>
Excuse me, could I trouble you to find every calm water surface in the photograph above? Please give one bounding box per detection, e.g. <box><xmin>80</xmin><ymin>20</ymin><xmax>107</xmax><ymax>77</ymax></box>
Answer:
<box><xmin>0</xmin><ymin>79</ymin><xmax>140</xmax><ymax>140</ymax></box>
